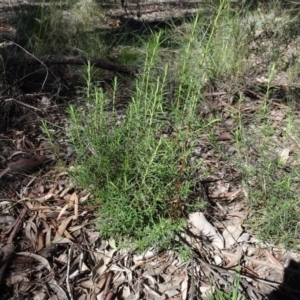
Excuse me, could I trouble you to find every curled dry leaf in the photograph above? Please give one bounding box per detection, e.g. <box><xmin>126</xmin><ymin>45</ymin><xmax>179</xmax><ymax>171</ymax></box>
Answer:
<box><xmin>36</xmin><ymin>193</ymin><xmax>55</xmax><ymax>202</ymax></box>
<box><xmin>92</xmin><ymin>249</ymin><xmax>117</xmax><ymax>281</ymax></box>
<box><xmin>279</xmin><ymin>147</ymin><xmax>290</xmax><ymax>163</ymax></box>
<box><xmin>57</xmin><ymin>204</ymin><xmax>70</xmax><ymax>221</ymax></box>
<box><xmin>143</xmin><ymin>282</ymin><xmax>162</xmax><ymax>298</ymax></box>
<box><xmin>80</xmin><ymin>192</ymin><xmax>91</xmax><ymax>203</ymax></box>
<box><xmin>209</xmin><ymin>188</ymin><xmax>241</xmax><ymax>200</ymax></box>
<box><xmin>47</xmin><ymin>278</ymin><xmax>68</xmax><ymax>300</ymax></box>
<box><xmin>36</xmin><ymin>229</ymin><xmax>44</xmax><ymax>252</ymax></box>
<box><xmin>158</xmin><ymin>275</ymin><xmax>183</xmax><ymax>298</ymax></box>
<box><xmin>143</xmin><ymin>274</ymin><xmax>156</xmax><ymax>286</ymax></box>
<box><xmin>181</xmin><ymin>274</ymin><xmax>188</xmax><ymax>300</ymax></box>
<box><xmin>57</xmin><ymin>253</ymin><xmax>68</xmax><ymax>264</ymax></box>
<box><xmin>188</xmin><ymin>212</ymin><xmax>224</xmax><ymax>249</ymax></box>
<box><xmin>16</xmin><ymin>252</ymin><xmax>52</xmax><ymax>272</ymax></box>
<box><xmin>133</xmin><ymin>250</ymin><xmax>156</xmax><ymax>264</ymax></box>
<box><xmin>63</xmin><ymin>230</ymin><xmax>73</xmax><ymax>241</ymax></box>
<box><xmin>222</xmin><ymin>247</ymin><xmax>243</xmax><ymax>269</ymax></box>
<box><xmin>24</xmin><ymin>221</ymin><xmax>38</xmax><ymax>249</ymax></box>
<box><xmin>222</xmin><ymin>217</ymin><xmax>244</xmax><ymax>248</ymax></box>
<box><xmin>264</xmin><ymin>250</ymin><xmax>283</xmax><ymax>267</ymax></box>
<box><xmin>32</xmin><ymin>291</ymin><xmax>47</xmax><ymax>300</ymax></box>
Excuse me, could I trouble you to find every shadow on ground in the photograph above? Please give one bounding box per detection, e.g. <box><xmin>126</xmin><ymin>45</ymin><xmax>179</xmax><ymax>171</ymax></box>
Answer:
<box><xmin>267</xmin><ymin>259</ymin><xmax>300</xmax><ymax>300</ymax></box>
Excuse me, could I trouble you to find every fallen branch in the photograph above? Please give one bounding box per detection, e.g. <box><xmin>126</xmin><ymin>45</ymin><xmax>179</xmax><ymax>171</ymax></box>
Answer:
<box><xmin>21</xmin><ymin>55</ymin><xmax>138</xmax><ymax>76</ymax></box>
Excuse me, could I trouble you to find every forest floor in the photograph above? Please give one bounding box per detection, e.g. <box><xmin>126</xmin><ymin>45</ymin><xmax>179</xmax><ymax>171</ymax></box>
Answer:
<box><xmin>1</xmin><ymin>1</ymin><xmax>300</xmax><ymax>299</ymax></box>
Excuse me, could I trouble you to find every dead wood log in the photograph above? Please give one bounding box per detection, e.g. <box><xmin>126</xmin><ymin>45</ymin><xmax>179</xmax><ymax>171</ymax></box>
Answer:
<box><xmin>1</xmin><ymin>51</ymin><xmax>137</xmax><ymax>94</ymax></box>
<box><xmin>21</xmin><ymin>55</ymin><xmax>138</xmax><ymax>76</ymax></box>
<box><xmin>102</xmin><ymin>0</ymin><xmax>204</xmax><ymax>23</ymax></box>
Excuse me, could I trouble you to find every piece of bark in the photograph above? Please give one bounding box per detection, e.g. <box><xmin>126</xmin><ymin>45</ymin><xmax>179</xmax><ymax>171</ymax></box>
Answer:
<box><xmin>0</xmin><ymin>154</ymin><xmax>48</xmax><ymax>178</ymax></box>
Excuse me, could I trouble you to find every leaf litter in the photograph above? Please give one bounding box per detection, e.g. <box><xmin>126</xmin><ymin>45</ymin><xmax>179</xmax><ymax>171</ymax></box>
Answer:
<box><xmin>1</xmin><ymin>79</ymin><xmax>300</xmax><ymax>300</ymax></box>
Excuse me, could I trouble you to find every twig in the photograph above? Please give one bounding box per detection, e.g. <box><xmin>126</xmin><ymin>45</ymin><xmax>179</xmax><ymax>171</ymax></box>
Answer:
<box><xmin>66</xmin><ymin>246</ymin><xmax>74</xmax><ymax>300</ymax></box>
<box><xmin>103</xmin><ymin>271</ymin><xmax>113</xmax><ymax>300</ymax></box>
<box><xmin>6</xmin><ymin>97</ymin><xmax>41</xmax><ymax>111</ymax></box>
<box><xmin>188</xmin><ymin>260</ymin><xmax>195</xmax><ymax>300</ymax></box>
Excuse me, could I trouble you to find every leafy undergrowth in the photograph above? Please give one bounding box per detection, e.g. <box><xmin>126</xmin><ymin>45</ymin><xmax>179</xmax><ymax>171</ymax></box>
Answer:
<box><xmin>67</xmin><ymin>0</ymin><xmax>300</xmax><ymax>251</ymax></box>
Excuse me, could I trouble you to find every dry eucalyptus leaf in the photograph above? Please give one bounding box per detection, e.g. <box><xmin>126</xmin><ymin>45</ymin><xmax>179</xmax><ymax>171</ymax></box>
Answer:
<box><xmin>188</xmin><ymin>212</ymin><xmax>224</xmax><ymax>249</ymax></box>
<box><xmin>133</xmin><ymin>250</ymin><xmax>156</xmax><ymax>263</ymax></box>
<box><xmin>5</xmin><ymin>275</ymin><xmax>29</xmax><ymax>286</ymax></box>
<box><xmin>32</xmin><ymin>291</ymin><xmax>47</xmax><ymax>300</ymax></box>
<box><xmin>238</xmin><ymin>232</ymin><xmax>250</xmax><ymax>243</ymax></box>
<box><xmin>222</xmin><ymin>218</ymin><xmax>244</xmax><ymax>247</ymax></box>
<box><xmin>279</xmin><ymin>147</ymin><xmax>290</xmax><ymax>163</ymax></box>
<box><xmin>57</xmin><ymin>204</ymin><xmax>70</xmax><ymax>221</ymax></box>
<box><xmin>55</xmin><ymin>215</ymin><xmax>74</xmax><ymax>240</ymax></box>
<box><xmin>181</xmin><ymin>274</ymin><xmax>188</xmax><ymax>300</ymax></box>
